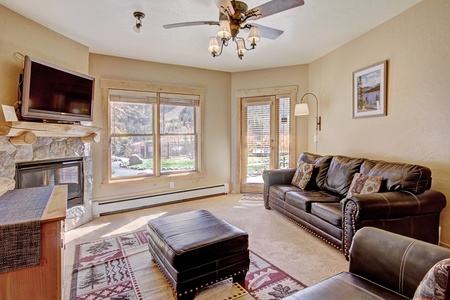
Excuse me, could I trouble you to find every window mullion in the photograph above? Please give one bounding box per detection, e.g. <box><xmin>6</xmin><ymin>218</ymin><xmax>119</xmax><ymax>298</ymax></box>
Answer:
<box><xmin>154</xmin><ymin>93</ymin><xmax>161</xmax><ymax>177</ymax></box>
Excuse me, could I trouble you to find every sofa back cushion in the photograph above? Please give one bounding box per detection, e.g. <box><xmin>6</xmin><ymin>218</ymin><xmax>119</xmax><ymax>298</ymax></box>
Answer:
<box><xmin>323</xmin><ymin>156</ymin><xmax>364</xmax><ymax>196</ymax></box>
<box><xmin>298</xmin><ymin>152</ymin><xmax>332</xmax><ymax>190</ymax></box>
<box><xmin>360</xmin><ymin>160</ymin><xmax>432</xmax><ymax>194</ymax></box>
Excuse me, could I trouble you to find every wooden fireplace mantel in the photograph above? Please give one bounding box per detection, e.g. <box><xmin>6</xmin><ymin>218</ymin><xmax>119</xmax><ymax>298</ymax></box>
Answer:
<box><xmin>0</xmin><ymin>121</ymin><xmax>102</xmax><ymax>145</ymax></box>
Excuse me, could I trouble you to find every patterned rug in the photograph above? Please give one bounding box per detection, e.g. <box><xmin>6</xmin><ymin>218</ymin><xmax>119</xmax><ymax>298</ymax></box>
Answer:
<box><xmin>238</xmin><ymin>194</ymin><xmax>264</xmax><ymax>208</ymax></box>
<box><xmin>70</xmin><ymin>230</ymin><xmax>306</xmax><ymax>300</ymax></box>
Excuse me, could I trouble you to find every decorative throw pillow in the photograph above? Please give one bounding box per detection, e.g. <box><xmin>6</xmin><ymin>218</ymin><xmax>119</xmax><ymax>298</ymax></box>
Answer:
<box><xmin>413</xmin><ymin>258</ymin><xmax>450</xmax><ymax>300</ymax></box>
<box><xmin>291</xmin><ymin>161</ymin><xmax>315</xmax><ymax>190</ymax></box>
<box><xmin>347</xmin><ymin>173</ymin><xmax>383</xmax><ymax>197</ymax></box>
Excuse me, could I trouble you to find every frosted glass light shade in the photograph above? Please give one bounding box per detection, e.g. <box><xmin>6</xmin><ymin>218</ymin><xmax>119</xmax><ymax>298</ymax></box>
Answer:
<box><xmin>247</xmin><ymin>26</ymin><xmax>260</xmax><ymax>44</ymax></box>
<box><xmin>236</xmin><ymin>39</ymin><xmax>246</xmax><ymax>55</ymax></box>
<box><xmin>208</xmin><ymin>37</ymin><xmax>220</xmax><ymax>53</ymax></box>
<box><xmin>217</xmin><ymin>20</ymin><xmax>231</xmax><ymax>39</ymax></box>
<box><xmin>295</xmin><ymin>103</ymin><xmax>310</xmax><ymax>116</ymax></box>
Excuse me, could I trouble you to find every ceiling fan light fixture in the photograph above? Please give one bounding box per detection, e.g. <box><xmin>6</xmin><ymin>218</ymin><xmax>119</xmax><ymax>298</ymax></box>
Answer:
<box><xmin>133</xmin><ymin>11</ymin><xmax>145</xmax><ymax>33</ymax></box>
<box><xmin>163</xmin><ymin>0</ymin><xmax>305</xmax><ymax>60</ymax></box>
<box><xmin>217</xmin><ymin>20</ymin><xmax>231</xmax><ymax>39</ymax></box>
<box><xmin>208</xmin><ymin>37</ymin><xmax>221</xmax><ymax>54</ymax></box>
<box><xmin>247</xmin><ymin>26</ymin><xmax>260</xmax><ymax>45</ymax></box>
<box><xmin>236</xmin><ymin>39</ymin><xmax>247</xmax><ymax>59</ymax></box>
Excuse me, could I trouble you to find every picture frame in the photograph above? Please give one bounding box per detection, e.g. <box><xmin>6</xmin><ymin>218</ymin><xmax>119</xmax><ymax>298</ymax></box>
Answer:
<box><xmin>352</xmin><ymin>60</ymin><xmax>387</xmax><ymax>118</ymax></box>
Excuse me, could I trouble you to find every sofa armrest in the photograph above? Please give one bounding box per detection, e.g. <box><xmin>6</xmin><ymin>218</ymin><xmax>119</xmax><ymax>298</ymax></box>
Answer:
<box><xmin>349</xmin><ymin>227</ymin><xmax>450</xmax><ymax>298</ymax></box>
<box><xmin>342</xmin><ymin>190</ymin><xmax>446</xmax><ymax>258</ymax></box>
<box><xmin>262</xmin><ymin>168</ymin><xmax>296</xmax><ymax>208</ymax></box>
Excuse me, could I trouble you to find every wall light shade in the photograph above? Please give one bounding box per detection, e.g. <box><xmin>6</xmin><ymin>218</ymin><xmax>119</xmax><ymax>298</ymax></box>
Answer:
<box><xmin>294</xmin><ymin>103</ymin><xmax>309</xmax><ymax>116</ymax></box>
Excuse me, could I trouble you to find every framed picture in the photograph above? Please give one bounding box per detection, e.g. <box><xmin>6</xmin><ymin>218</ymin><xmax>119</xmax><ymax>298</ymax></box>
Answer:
<box><xmin>352</xmin><ymin>60</ymin><xmax>387</xmax><ymax>118</ymax></box>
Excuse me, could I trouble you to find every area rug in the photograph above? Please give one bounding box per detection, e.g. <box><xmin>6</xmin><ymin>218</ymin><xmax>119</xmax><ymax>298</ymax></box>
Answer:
<box><xmin>70</xmin><ymin>230</ymin><xmax>306</xmax><ymax>300</ymax></box>
<box><xmin>238</xmin><ymin>194</ymin><xmax>264</xmax><ymax>207</ymax></box>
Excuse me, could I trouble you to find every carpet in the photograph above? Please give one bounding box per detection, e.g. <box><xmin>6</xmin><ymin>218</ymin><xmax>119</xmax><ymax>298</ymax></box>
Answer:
<box><xmin>70</xmin><ymin>229</ymin><xmax>306</xmax><ymax>300</ymax></box>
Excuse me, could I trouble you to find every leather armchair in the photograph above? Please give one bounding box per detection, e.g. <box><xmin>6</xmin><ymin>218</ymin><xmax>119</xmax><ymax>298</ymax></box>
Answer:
<box><xmin>284</xmin><ymin>227</ymin><xmax>450</xmax><ymax>300</ymax></box>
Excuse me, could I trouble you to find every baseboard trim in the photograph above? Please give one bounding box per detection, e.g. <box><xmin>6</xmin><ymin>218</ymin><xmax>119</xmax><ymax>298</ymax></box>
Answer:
<box><xmin>92</xmin><ymin>183</ymin><xmax>229</xmax><ymax>217</ymax></box>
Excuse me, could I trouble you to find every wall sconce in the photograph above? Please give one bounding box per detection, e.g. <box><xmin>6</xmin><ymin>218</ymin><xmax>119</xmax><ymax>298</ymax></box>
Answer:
<box><xmin>295</xmin><ymin>93</ymin><xmax>321</xmax><ymax>131</ymax></box>
<box><xmin>295</xmin><ymin>92</ymin><xmax>322</xmax><ymax>152</ymax></box>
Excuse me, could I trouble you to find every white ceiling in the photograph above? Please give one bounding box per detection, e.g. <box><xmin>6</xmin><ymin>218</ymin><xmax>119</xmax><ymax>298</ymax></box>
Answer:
<box><xmin>1</xmin><ymin>0</ymin><xmax>422</xmax><ymax>72</ymax></box>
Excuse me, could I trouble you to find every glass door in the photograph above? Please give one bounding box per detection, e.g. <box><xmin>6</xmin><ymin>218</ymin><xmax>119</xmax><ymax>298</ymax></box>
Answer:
<box><xmin>240</xmin><ymin>96</ymin><xmax>292</xmax><ymax>193</ymax></box>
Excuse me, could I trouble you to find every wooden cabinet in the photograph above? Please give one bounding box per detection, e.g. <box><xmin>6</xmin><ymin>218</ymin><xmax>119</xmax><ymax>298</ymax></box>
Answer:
<box><xmin>0</xmin><ymin>186</ymin><xmax>67</xmax><ymax>300</ymax></box>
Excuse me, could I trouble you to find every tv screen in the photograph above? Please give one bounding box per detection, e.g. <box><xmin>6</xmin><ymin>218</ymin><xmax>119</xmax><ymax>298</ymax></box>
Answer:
<box><xmin>21</xmin><ymin>55</ymin><xmax>95</xmax><ymax>123</ymax></box>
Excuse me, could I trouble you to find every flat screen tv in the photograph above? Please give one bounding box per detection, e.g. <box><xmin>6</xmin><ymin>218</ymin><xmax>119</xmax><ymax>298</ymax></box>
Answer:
<box><xmin>20</xmin><ymin>55</ymin><xmax>95</xmax><ymax>123</ymax></box>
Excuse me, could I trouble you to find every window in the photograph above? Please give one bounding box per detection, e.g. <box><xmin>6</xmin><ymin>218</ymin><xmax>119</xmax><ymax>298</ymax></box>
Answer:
<box><xmin>103</xmin><ymin>80</ymin><xmax>204</xmax><ymax>182</ymax></box>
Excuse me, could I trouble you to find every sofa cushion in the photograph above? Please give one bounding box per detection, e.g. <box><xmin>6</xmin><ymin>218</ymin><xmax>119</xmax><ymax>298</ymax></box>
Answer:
<box><xmin>361</xmin><ymin>160</ymin><xmax>432</xmax><ymax>194</ymax></box>
<box><xmin>291</xmin><ymin>161</ymin><xmax>315</xmax><ymax>189</ymax></box>
<box><xmin>285</xmin><ymin>191</ymin><xmax>341</xmax><ymax>212</ymax></box>
<box><xmin>269</xmin><ymin>185</ymin><xmax>300</xmax><ymax>199</ymax></box>
<box><xmin>347</xmin><ymin>173</ymin><xmax>383</xmax><ymax>197</ymax></box>
<box><xmin>323</xmin><ymin>156</ymin><xmax>364</xmax><ymax>196</ymax></box>
<box><xmin>298</xmin><ymin>152</ymin><xmax>332</xmax><ymax>190</ymax></box>
<box><xmin>311</xmin><ymin>202</ymin><xmax>342</xmax><ymax>228</ymax></box>
<box><xmin>413</xmin><ymin>258</ymin><xmax>450</xmax><ymax>300</ymax></box>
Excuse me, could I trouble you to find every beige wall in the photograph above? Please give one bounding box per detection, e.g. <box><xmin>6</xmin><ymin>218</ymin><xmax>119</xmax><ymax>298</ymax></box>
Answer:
<box><xmin>308</xmin><ymin>0</ymin><xmax>450</xmax><ymax>245</ymax></box>
<box><xmin>0</xmin><ymin>5</ymin><xmax>89</xmax><ymax>123</ymax></box>
<box><xmin>89</xmin><ymin>54</ymin><xmax>232</xmax><ymax>201</ymax></box>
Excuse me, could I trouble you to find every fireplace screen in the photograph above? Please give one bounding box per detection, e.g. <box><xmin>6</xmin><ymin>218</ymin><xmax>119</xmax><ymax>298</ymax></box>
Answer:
<box><xmin>15</xmin><ymin>158</ymin><xmax>83</xmax><ymax>208</ymax></box>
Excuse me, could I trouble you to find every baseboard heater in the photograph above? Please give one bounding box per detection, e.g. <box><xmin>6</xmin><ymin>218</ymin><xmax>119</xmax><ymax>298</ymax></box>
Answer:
<box><xmin>92</xmin><ymin>183</ymin><xmax>229</xmax><ymax>217</ymax></box>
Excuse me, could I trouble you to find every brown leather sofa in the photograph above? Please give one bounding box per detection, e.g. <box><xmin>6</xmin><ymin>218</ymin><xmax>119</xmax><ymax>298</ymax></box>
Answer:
<box><xmin>263</xmin><ymin>152</ymin><xmax>446</xmax><ymax>258</ymax></box>
<box><xmin>284</xmin><ymin>227</ymin><xmax>450</xmax><ymax>300</ymax></box>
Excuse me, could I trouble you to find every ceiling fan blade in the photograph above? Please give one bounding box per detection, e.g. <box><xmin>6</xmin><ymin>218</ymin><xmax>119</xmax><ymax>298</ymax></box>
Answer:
<box><xmin>163</xmin><ymin>21</ymin><xmax>219</xmax><ymax>29</ymax></box>
<box><xmin>249</xmin><ymin>0</ymin><xmax>305</xmax><ymax>20</ymax></box>
<box><xmin>247</xmin><ymin>23</ymin><xmax>284</xmax><ymax>40</ymax></box>
<box><xmin>212</xmin><ymin>0</ymin><xmax>235</xmax><ymax>15</ymax></box>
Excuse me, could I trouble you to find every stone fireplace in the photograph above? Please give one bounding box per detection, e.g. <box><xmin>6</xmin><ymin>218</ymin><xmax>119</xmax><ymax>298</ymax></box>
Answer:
<box><xmin>0</xmin><ymin>136</ymin><xmax>93</xmax><ymax>231</ymax></box>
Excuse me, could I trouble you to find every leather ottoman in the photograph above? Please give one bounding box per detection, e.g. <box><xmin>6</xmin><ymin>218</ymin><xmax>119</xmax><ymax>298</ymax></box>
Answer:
<box><xmin>147</xmin><ymin>209</ymin><xmax>250</xmax><ymax>300</ymax></box>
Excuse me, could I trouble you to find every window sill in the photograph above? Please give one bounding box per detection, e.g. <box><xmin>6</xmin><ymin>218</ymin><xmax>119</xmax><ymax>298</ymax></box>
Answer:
<box><xmin>101</xmin><ymin>171</ymin><xmax>206</xmax><ymax>187</ymax></box>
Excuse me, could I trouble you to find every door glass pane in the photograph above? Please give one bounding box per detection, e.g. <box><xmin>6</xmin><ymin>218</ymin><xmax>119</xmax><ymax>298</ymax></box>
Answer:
<box><xmin>246</xmin><ymin>104</ymin><xmax>270</xmax><ymax>183</ymax></box>
<box><xmin>278</xmin><ymin>97</ymin><xmax>291</xmax><ymax>169</ymax></box>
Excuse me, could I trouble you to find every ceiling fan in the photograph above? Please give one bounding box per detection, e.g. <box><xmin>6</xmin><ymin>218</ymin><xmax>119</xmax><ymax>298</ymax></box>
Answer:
<box><xmin>163</xmin><ymin>0</ymin><xmax>305</xmax><ymax>59</ymax></box>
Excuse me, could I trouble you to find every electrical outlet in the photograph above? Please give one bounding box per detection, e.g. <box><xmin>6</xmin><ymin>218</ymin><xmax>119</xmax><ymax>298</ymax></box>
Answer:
<box><xmin>170</xmin><ymin>181</ymin><xmax>174</xmax><ymax>188</ymax></box>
